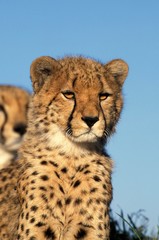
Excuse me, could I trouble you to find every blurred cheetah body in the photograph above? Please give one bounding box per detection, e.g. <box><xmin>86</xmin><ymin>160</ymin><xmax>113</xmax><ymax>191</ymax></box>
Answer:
<box><xmin>0</xmin><ymin>85</ymin><xmax>30</xmax><ymax>169</ymax></box>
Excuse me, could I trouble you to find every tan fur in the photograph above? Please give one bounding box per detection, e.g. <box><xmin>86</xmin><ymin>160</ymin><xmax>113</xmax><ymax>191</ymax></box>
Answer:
<box><xmin>0</xmin><ymin>85</ymin><xmax>30</xmax><ymax>169</ymax></box>
<box><xmin>0</xmin><ymin>56</ymin><xmax>128</xmax><ymax>239</ymax></box>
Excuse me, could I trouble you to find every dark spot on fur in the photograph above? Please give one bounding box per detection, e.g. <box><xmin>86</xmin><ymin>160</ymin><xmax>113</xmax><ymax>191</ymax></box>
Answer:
<box><xmin>1</xmin><ymin>176</ymin><xmax>7</xmax><ymax>181</ymax></box>
<box><xmin>75</xmin><ymin>228</ymin><xmax>87</xmax><ymax>239</ymax></box>
<box><xmin>29</xmin><ymin>194</ymin><xmax>35</xmax><ymax>200</ymax></box>
<box><xmin>96</xmin><ymin>198</ymin><xmax>100</xmax><ymax>204</ymax></box>
<box><xmin>65</xmin><ymin>197</ymin><xmax>72</xmax><ymax>205</ymax></box>
<box><xmin>99</xmin><ymin>214</ymin><xmax>103</xmax><ymax>220</ymax></box>
<box><xmin>41</xmin><ymin>214</ymin><xmax>48</xmax><ymax>219</ymax></box>
<box><xmin>87</xmin><ymin>215</ymin><xmax>93</xmax><ymax>221</ymax></box>
<box><xmin>21</xmin><ymin>224</ymin><xmax>24</xmax><ymax>231</ymax></box>
<box><xmin>59</xmin><ymin>151</ymin><xmax>65</xmax><ymax>156</ymax></box>
<box><xmin>93</xmin><ymin>175</ymin><xmax>101</xmax><ymax>182</ymax></box>
<box><xmin>81</xmin><ymin>190</ymin><xmax>87</xmax><ymax>195</ymax></box>
<box><xmin>29</xmin><ymin>236</ymin><xmax>36</xmax><ymax>240</ymax></box>
<box><xmin>40</xmin><ymin>175</ymin><xmax>49</xmax><ymax>181</ymax></box>
<box><xmin>73</xmin><ymin>180</ymin><xmax>81</xmax><ymax>188</ymax></box>
<box><xmin>61</xmin><ymin>167</ymin><xmax>68</xmax><ymax>173</ymax></box>
<box><xmin>44</xmin><ymin>227</ymin><xmax>55</xmax><ymax>239</ymax></box>
<box><xmin>90</xmin><ymin>187</ymin><xmax>98</xmax><ymax>193</ymax></box>
<box><xmin>26</xmin><ymin>212</ymin><xmax>29</xmax><ymax>220</ymax></box>
<box><xmin>26</xmin><ymin>228</ymin><xmax>30</xmax><ymax>236</ymax></box>
<box><xmin>41</xmin><ymin>193</ymin><xmax>48</xmax><ymax>203</ymax></box>
<box><xmin>39</xmin><ymin>186</ymin><xmax>47</xmax><ymax>191</ymax></box>
<box><xmin>96</xmin><ymin>160</ymin><xmax>104</xmax><ymax>165</ymax></box>
<box><xmin>40</xmin><ymin>160</ymin><xmax>48</xmax><ymax>165</ymax></box>
<box><xmin>55</xmin><ymin>171</ymin><xmax>60</xmax><ymax>179</ymax></box>
<box><xmin>32</xmin><ymin>171</ymin><xmax>39</xmax><ymax>176</ymax></box>
<box><xmin>50</xmin><ymin>192</ymin><xmax>54</xmax><ymax>198</ymax></box>
<box><xmin>104</xmin><ymin>209</ymin><xmax>107</xmax><ymax>217</ymax></box>
<box><xmin>44</xmin><ymin>129</ymin><xmax>49</xmax><ymax>133</ymax></box>
<box><xmin>87</xmin><ymin>199</ymin><xmax>93</xmax><ymax>206</ymax></box>
<box><xmin>35</xmin><ymin>221</ymin><xmax>46</xmax><ymax>227</ymax></box>
<box><xmin>49</xmin><ymin>161</ymin><xmax>58</xmax><ymax>167</ymax></box>
<box><xmin>77</xmin><ymin>164</ymin><xmax>89</xmax><ymax>172</ymax></box>
<box><xmin>46</xmin><ymin>146</ymin><xmax>52</xmax><ymax>151</ymax></box>
<box><xmin>57</xmin><ymin>200</ymin><xmax>62</xmax><ymax>208</ymax></box>
<box><xmin>31</xmin><ymin>205</ymin><xmax>38</xmax><ymax>212</ymax></box>
<box><xmin>74</xmin><ymin>198</ymin><xmax>82</xmax><ymax>205</ymax></box>
<box><xmin>21</xmin><ymin>212</ymin><xmax>24</xmax><ymax>219</ymax></box>
<box><xmin>98</xmin><ymin>234</ymin><xmax>103</xmax><ymax>238</ymax></box>
<box><xmin>79</xmin><ymin>209</ymin><xmax>87</xmax><ymax>215</ymax></box>
<box><xmin>30</xmin><ymin>218</ymin><xmax>35</xmax><ymax>223</ymax></box>
<box><xmin>59</xmin><ymin>184</ymin><xmax>64</xmax><ymax>193</ymax></box>
<box><xmin>84</xmin><ymin>170</ymin><xmax>91</xmax><ymax>174</ymax></box>
<box><xmin>98</xmin><ymin>223</ymin><xmax>103</xmax><ymax>230</ymax></box>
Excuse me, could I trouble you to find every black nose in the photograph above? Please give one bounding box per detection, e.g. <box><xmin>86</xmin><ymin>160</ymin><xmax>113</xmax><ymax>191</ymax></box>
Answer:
<box><xmin>14</xmin><ymin>123</ymin><xmax>27</xmax><ymax>136</ymax></box>
<box><xmin>81</xmin><ymin>116</ymin><xmax>99</xmax><ymax>128</ymax></box>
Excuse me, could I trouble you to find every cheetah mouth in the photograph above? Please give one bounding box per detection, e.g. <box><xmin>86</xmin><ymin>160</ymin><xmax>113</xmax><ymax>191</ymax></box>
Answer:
<box><xmin>70</xmin><ymin>131</ymin><xmax>100</xmax><ymax>143</ymax></box>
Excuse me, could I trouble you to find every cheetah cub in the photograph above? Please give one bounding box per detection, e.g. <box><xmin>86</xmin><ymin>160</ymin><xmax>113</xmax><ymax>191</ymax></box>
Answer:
<box><xmin>0</xmin><ymin>85</ymin><xmax>30</xmax><ymax>169</ymax></box>
<box><xmin>0</xmin><ymin>56</ymin><xmax>128</xmax><ymax>240</ymax></box>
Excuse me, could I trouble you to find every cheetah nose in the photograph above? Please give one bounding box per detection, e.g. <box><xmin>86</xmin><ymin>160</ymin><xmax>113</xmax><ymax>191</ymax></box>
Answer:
<box><xmin>81</xmin><ymin>116</ymin><xmax>99</xmax><ymax>128</ymax></box>
<box><xmin>13</xmin><ymin>123</ymin><xmax>27</xmax><ymax>136</ymax></box>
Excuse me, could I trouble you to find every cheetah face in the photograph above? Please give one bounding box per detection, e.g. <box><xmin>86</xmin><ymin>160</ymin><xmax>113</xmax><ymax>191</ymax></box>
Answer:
<box><xmin>30</xmin><ymin>56</ymin><xmax>128</xmax><ymax>144</ymax></box>
<box><xmin>0</xmin><ymin>86</ymin><xmax>30</xmax><ymax>151</ymax></box>
<box><xmin>48</xmin><ymin>76</ymin><xmax>114</xmax><ymax>143</ymax></box>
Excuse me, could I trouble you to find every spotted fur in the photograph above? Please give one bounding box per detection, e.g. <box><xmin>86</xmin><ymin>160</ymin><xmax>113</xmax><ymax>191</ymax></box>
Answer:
<box><xmin>0</xmin><ymin>56</ymin><xmax>128</xmax><ymax>239</ymax></box>
<box><xmin>0</xmin><ymin>85</ymin><xmax>30</xmax><ymax>169</ymax></box>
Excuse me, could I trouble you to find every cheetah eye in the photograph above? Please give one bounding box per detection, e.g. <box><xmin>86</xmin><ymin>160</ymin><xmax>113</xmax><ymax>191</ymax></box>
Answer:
<box><xmin>99</xmin><ymin>93</ymin><xmax>110</xmax><ymax>101</ymax></box>
<box><xmin>62</xmin><ymin>91</ymin><xmax>75</xmax><ymax>100</ymax></box>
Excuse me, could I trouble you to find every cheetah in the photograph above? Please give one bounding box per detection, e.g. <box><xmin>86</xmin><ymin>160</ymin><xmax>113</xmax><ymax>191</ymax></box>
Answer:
<box><xmin>0</xmin><ymin>85</ymin><xmax>30</xmax><ymax>169</ymax></box>
<box><xmin>0</xmin><ymin>55</ymin><xmax>128</xmax><ymax>239</ymax></box>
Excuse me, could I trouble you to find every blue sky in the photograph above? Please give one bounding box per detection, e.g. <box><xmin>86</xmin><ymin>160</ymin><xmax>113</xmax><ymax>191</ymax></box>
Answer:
<box><xmin>0</xmin><ymin>0</ymin><xmax>159</xmax><ymax>232</ymax></box>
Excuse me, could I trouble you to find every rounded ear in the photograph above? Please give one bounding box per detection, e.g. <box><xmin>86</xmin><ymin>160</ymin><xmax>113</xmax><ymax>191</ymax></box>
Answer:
<box><xmin>30</xmin><ymin>56</ymin><xmax>60</xmax><ymax>93</ymax></box>
<box><xmin>105</xmin><ymin>59</ymin><xmax>129</xmax><ymax>86</ymax></box>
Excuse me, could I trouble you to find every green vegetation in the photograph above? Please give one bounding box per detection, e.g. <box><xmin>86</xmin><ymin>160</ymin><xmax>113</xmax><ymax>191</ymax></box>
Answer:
<box><xmin>110</xmin><ymin>209</ymin><xmax>159</xmax><ymax>240</ymax></box>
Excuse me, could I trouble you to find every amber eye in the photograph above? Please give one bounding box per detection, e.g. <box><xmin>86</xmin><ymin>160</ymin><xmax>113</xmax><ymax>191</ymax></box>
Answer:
<box><xmin>99</xmin><ymin>93</ymin><xmax>110</xmax><ymax>101</ymax></box>
<box><xmin>62</xmin><ymin>91</ymin><xmax>75</xmax><ymax>100</ymax></box>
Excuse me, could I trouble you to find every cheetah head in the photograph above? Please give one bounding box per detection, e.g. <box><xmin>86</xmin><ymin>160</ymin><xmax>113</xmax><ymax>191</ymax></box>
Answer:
<box><xmin>0</xmin><ymin>86</ymin><xmax>30</xmax><ymax>152</ymax></box>
<box><xmin>29</xmin><ymin>56</ymin><xmax>128</xmax><ymax>146</ymax></box>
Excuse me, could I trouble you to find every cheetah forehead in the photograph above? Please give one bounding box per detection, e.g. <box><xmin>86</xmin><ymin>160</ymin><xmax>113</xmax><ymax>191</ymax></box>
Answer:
<box><xmin>30</xmin><ymin>55</ymin><xmax>128</xmax><ymax>94</ymax></box>
<box><xmin>59</xmin><ymin>58</ymin><xmax>105</xmax><ymax>90</ymax></box>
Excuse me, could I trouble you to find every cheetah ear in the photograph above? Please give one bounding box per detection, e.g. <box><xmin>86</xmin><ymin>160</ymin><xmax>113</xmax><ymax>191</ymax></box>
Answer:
<box><xmin>105</xmin><ymin>59</ymin><xmax>129</xmax><ymax>86</ymax></box>
<box><xmin>30</xmin><ymin>56</ymin><xmax>60</xmax><ymax>93</ymax></box>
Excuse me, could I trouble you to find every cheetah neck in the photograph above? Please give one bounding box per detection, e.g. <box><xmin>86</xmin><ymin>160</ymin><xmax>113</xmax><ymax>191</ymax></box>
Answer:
<box><xmin>48</xmin><ymin>129</ymin><xmax>105</xmax><ymax>156</ymax></box>
<box><xmin>21</xmin><ymin>124</ymin><xmax>107</xmax><ymax>160</ymax></box>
